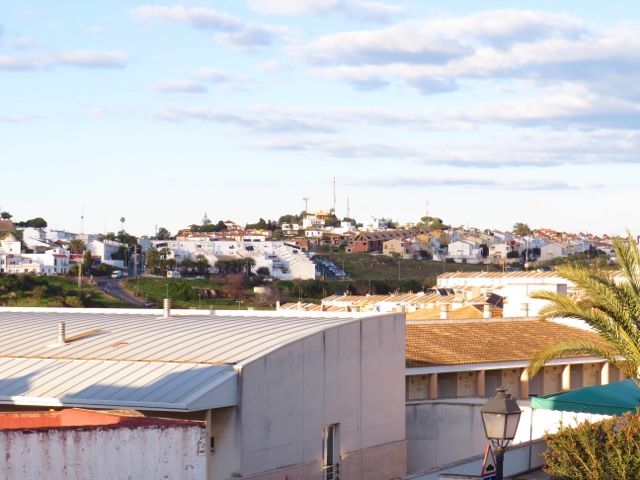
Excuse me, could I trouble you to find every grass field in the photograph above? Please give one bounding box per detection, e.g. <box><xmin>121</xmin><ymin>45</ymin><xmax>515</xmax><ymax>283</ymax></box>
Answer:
<box><xmin>320</xmin><ymin>252</ymin><xmax>493</xmax><ymax>287</ymax></box>
<box><xmin>0</xmin><ymin>275</ymin><xmax>132</xmax><ymax>308</ymax></box>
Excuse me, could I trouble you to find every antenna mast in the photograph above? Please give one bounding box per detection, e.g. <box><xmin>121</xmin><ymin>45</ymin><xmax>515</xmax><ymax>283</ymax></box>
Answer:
<box><xmin>81</xmin><ymin>205</ymin><xmax>84</xmax><ymax>234</ymax></box>
<box><xmin>303</xmin><ymin>197</ymin><xmax>310</xmax><ymax>214</ymax></box>
<box><xmin>346</xmin><ymin>197</ymin><xmax>350</xmax><ymax>219</ymax></box>
<box><xmin>332</xmin><ymin>177</ymin><xmax>336</xmax><ymax>215</ymax></box>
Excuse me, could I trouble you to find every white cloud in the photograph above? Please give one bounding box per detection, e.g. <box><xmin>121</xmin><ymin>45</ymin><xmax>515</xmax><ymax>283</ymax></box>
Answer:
<box><xmin>9</xmin><ymin>37</ymin><xmax>42</xmax><ymax>50</ymax></box>
<box><xmin>345</xmin><ymin>175</ymin><xmax>602</xmax><ymax>191</ymax></box>
<box><xmin>0</xmin><ymin>50</ymin><xmax>127</xmax><ymax>70</ymax></box>
<box><xmin>131</xmin><ymin>5</ymin><xmax>283</xmax><ymax>50</ymax></box>
<box><xmin>250</xmin><ymin>127</ymin><xmax>640</xmax><ymax>168</ymax></box>
<box><xmin>154</xmin><ymin>104</ymin><xmax>475</xmax><ymax>133</ymax></box>
<box><xmin>294</xmin><ymin>9</ymin><xmax>640</xmax><ymax>101</ymax></box>
<box><xmin>0</xmin><ymin>114</ymin><xmax>38</xmax><ymax>122</ymax></box>
<box><xmin>248</xmin><ymin>0</ymin><xmax>405</xmax><ymax>23</ymax></box>
<box><xmin>151</xmin><ymin>80</ymin><xmax>208</xmax><ymax>93</ymax></box>
<box><xmin>84</xmin><ymin>26</ymin><xmax>108</xmax><ymax>35</ymax></box>
<box><xmin>190</xmin><ymin>68</ymin><xmax>254</xmax><ymax>90</ymax></box>
<box><xmin>42</xmin><ymin>51</ymin><xmax>127</xmax><ymax>68</ymax></box>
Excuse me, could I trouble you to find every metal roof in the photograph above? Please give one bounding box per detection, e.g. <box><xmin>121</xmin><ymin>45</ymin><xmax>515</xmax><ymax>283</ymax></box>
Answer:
<box><xmin>0</xmin><ymin>310</ymin><xmax>361</xmax><ymax>365</ymax></box>
<box><xmin>0</xmin><ymin>357</ymin><xmax>236</xmax><ymax>412</ymax></box>
<box><xmin>0</xmin><ymin>309</ymin><xmax>370</xmax><ymax>411</ymax></box>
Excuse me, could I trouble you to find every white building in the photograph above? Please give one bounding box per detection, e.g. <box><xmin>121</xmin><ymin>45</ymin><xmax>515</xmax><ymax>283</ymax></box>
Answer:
<box><xmin>0</xmin><ymin>235</ymin><xmax>69</xmax><ymax>275</ymax></box>
<box><xmin>0</xmin><ymin>307</ymin><xmax>407</xmax><ymax>480</ymax></box>
<box><xmin>150</xmin><ymin>239</ymin><xmax>317</xmax><ymax>280</ymax></box>
<box><xmin>87</xmin><ymin>239</ymin><xmax>124</xmax><ymax>268</ymax></box>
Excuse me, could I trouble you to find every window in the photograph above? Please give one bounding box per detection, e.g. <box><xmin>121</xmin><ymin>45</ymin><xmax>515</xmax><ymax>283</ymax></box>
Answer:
<box><xmin>322</xmin><ymin>424</ymin><xmax>340</xmax><ymax>480</ymax></box>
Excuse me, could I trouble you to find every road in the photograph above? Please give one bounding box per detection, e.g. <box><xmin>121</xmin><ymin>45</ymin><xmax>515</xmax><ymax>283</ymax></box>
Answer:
<box><xmin>93</xmin><ymin>277</ymin><xmax>146</xmax><ymax>307</ymax></box>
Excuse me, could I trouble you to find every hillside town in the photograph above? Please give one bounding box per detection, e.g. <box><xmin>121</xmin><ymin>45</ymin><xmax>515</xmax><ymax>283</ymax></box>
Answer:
<box><xmin>0</xmin><ymin>212</ymin><xmax>621</xmax><ymax>281</ymax></box>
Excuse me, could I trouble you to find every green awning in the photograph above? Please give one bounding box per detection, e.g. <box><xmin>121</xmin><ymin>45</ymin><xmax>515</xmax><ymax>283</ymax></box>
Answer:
<box><xmin>530</xmin><ymin>379</ymin><xmax>640</xmax><ymax>416</ymax></box>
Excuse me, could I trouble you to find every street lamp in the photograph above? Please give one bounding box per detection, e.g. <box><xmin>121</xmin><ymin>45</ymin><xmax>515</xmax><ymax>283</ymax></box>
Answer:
<box><xmin>480</xmin><ymin>387</ymin><xmax>522</xmax><ymax>480</ymax></box>
<box><xmin>236</xmin><ymin>300</ymin><xmax>244</xmax><ymax>310</ymax></box>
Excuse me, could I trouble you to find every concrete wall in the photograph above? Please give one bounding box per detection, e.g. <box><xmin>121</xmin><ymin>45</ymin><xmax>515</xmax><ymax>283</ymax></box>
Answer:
<box><xmin>405</xmin><ymin>399</ymin><xmax>609</xmax><ymax>475</ymax></box>
<box><xmin>0</xmin><ymin>422</ymin><xmax>205</xmax><ymax>480</ymax></box>
<box><xmin>238</xmin><ymin>314</ymin><xmax>407</xmax><ymax>479</ymax></box>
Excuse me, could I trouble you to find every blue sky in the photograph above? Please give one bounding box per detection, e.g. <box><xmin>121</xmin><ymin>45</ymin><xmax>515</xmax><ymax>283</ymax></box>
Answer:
<box><xmin>2</xmin><ymin>1</ymin><xmax>640</xmax><ymax>237</ymax></box>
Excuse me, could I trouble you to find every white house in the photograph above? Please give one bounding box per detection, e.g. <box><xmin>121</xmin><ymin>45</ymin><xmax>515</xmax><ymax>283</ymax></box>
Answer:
<box><xmin>0</xmin><ymin>307</ymin><xmax>407</xmax><ymax>480</ymax></box>
<box><xmin>541</xmin><ymin>242</ymin><xmax>574</xmax><ymax>260</ymax></box>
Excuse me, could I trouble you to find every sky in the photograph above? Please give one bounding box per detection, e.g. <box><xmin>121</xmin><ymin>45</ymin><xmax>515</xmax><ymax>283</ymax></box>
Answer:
<box><xmin>2</xmin><ymin>0</ymin><xmax>640</xmax><ymax>237</ymax></box>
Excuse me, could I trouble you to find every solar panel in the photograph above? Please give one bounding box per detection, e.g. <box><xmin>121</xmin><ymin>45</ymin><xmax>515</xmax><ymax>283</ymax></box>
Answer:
<box><xmin>437</xmin><ymin>288</ymin><xmax>448</xmax><ymax>296</ymax></box>
<box><xmin>541</xmin><ymin>265</ymin><xmax>551</xmax><ymax>271</ymax></box>
<box><xmin>486</xmin><ymin>293</ymin><xmax>504</xmax><ymax>309</ymax></box>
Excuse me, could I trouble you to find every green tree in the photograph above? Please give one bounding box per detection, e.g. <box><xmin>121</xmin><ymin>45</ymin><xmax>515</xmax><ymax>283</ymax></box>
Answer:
<box><xmin>243</xmin><ymin>257</ymin><xmax>257</xmax><ymax>277</ymax></box>
<box><xmin>181</xmin><ymin>257</ymin><xmax>195</xmax><ymax>273</ymax></box>
<box><xmin>479</xmin><ymin>244</ymin><xmax>489</xmax><ymax>258</ymax></box>
<box><xmin>0</xmin><ymin>211</ymin><xmax>12</xmax><ymax>220</ymax></box>
<box><xmin>195</xmin><ymin>254</ymin><xmax>210</xmax><ymax>275</ymax></box>
<box><xmin>526</xmin><ymin>231</ymin><xmax>640</xmax><ymax>385</ymax></box>
<box><xmin>416</xmin><ymin>216</ymin><xmax>448</xmax><ymax>230</ymax></box>
<box><xmin>256</xmin><ymin>266</ymin><xmax>270</xmax><ymax>277</ymax></box>
<box><xmin>145</xmin><ymin>247</ymin><xmax>161</xmax><ymax>273</ymax></box>
<box><xmin>68</xmin><ymin>239</ymin><xmax>86</xmax><ymax>254</ymax></box>
<box><xmin>543</xmin><ymin>413</ymin><xmax>640</xmax><ymax>479</ymax></box>
<box><xmin>24</xmin><ymin>217</ymin><xmax>47</xmax><ymax>228</ymax></box>
<box><xmin>82</xmin><ymin>250</ymin><xmax>94</xmax><ymax>273</ymax></box>
<box><xmin>512</xmin><ymin>222</ymin><xmax>532</xmax><ymax>235</ymax></box>
<box><xmin>156</xmin><ymin>227</ymin><xmax>171</xmax><ymax>240</ymax></box>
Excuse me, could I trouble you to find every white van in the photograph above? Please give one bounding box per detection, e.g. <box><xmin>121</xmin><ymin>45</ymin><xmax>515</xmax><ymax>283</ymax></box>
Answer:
<box><xmin>111</xmin><ymin>270</ymin><xmax>123</xmax><ymax>279</ymax></box>
<box><xmin>167</xmin><ymin>271</ymin><xmax>182</xmax><ymax>279</ymax></box>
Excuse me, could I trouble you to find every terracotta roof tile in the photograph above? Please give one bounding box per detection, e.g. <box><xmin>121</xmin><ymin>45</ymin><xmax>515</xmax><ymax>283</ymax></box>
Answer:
<box><xmin>406</xmin><ymin>320</ymin><xmax>609</xmax><ymax>368</ymax></box>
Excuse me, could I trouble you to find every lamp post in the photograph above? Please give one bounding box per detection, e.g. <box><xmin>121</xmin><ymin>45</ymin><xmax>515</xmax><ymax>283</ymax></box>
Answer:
<box><xmin>237</xmin><ymin>300</ymin><xmax>244</xmax><ymax>310</ymax></box>
<box><xmin>480</xmin><ymin>387</ymin><xmax>522</xmax><ymax>480</ymax></box>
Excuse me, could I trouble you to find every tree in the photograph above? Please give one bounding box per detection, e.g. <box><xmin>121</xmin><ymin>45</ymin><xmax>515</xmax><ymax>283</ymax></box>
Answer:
<box><xmin>512</xmin><ymin>222</ymin><xmax>531</xmax><ymax>235</ymax></box>
<box><xmin>181</xmin><ymin>257</ymin><xmax>195</xmax><ymax>273</ymax></box>
<box><xmin>120</xmin><ymin>217</ymin><xmax>125</xmax><ymax>231</ymax></box>
<box><xmin>145</xmin><ymin>247</ymin><xmax>161</xmax><ymax>273</ymax></box>
<box><xmin>479</xmin><ymin>244</ymin><xmax>489</xmax><ymax>258</ymax></box>
<box><xmin>195</xmin><ymin>254</ymin><xmax>210</xmax><ymax>275</ymax></box>
<box><xmin>243</xmin><ymin>257</ymin><xmax>257</xmax><ymax>277</ymax></box>
<box><xmin>202</xmin><ymin>213</ymin><xmax>211</xmax><ymax>226</ymax></box>
<box><xmin>0</xmin><ymin>211</ymin><xmax>12</xmax><ymax>220</ymax></box>
<box><xmin>82</xmin><ymin>250</ymin><xmax>93</xmax><ymax>273</ymax></box>
<box><xmin>24</xmin><ymin>217</ymin><xmax>47</xmax><ymax>228</ymax></box>
<box><xmin>526</xmin><ymin>231</ymin><xmax>640</xmax><ymax>386</ymax></box>
<box><xmin>256</xmin><ymin>266</ymin><xmax>270</xmax><ymax>277</ymax></box>
<box><xmin>68</xmin><ymin>239</ymin><xmax>86</xmax><ymax>254</ymax></box>
<box><xmin>543</xmin><ymin>412</ymin><xmax>640</xmax><ymax>479</ymax></box>
<box><xmin>416</xmin><ymin>216</ymin><xmax>448</xmax><ymax>230</ymax></box>
<box><xmin>156</xmin><ymin>227</ymin><xmax>171</xmax><ymax>240</ymax></box>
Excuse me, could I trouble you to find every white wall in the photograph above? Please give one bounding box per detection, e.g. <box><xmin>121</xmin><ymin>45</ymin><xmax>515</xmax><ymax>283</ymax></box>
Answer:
<box><xmin>405</xmin><ymin>399</ymin><xmax>609</xmax><ymax>475</ymax></box>
<box><xmin>0</xmin><ymin>423</ymin><xmax>205</xmax><ymax>480</ymax></box>
<box><xmin>238</xmin><ymin>314</ymin><xmax>407</xmax><ymax>479</ymax></box>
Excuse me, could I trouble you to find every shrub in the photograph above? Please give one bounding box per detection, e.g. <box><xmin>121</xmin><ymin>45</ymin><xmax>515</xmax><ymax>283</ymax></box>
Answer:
<box><xmin>543</xmin><ymin>412</ymin><xmax>640</xmax><ymax>479</ymax></box>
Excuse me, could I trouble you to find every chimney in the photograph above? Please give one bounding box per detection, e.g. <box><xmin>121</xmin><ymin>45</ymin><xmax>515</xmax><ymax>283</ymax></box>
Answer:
<box><xmin>163</xmin><ymin>298</ymin><xmax>172</xmax><ymax>318</ymax></box>
<box><xmin>483</xmin><ymin>304</ymin><xmax>492</xmax><ymax>319</ymax></box>
<box><xmin>440</xmin><ymin>304</ymin><xmax>450</xmax><ymax>319</ymax></box>
<box><xmin>57</xmin><ymin>322</ymin><xmax>66</xmax><ymax>344</ymax></box>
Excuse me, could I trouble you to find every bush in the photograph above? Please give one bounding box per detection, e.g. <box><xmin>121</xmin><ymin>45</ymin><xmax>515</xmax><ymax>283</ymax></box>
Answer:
<box><xmin>543</xmin><ymin>412</ymin><xmax>640</xmax><ymax>479</ymax></box>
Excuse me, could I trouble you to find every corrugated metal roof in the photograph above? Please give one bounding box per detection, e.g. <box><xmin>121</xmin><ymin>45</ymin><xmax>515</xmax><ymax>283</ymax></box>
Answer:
<box><xmin>0</xmin><ymin>309</ymin><xmax>370</xmax><ymax>411</ymax></box>
<box><xmin>0</xmin><ymin>311</ymin><xmax>359</xmax><ymax>366</ymax></box>
<box><xmin>0</xmin><ymin>357</ymin><xmax>236</xmax><ymax>412</ymax></box>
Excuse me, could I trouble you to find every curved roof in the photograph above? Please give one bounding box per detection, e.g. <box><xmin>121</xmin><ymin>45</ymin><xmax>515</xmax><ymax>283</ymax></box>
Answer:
<box><xmin>0</xmin><ymin>309</ymin><xmax>377</xmax><ymax>411</ymax></box>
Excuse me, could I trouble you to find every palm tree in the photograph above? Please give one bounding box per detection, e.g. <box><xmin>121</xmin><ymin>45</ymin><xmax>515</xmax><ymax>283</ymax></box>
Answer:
<box><xmin>68</xmin><ymin>239</ymin><xmax>86</xmax><ymax>254</ymax></box>
<box><xmin>526</xmin><ymin>231</ymin><xmax>640</xmax><ymax>387</ymax></box>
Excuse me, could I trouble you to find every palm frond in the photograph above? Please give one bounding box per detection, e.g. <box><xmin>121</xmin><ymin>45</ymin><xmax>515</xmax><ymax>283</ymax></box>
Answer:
<box><xmin>525</xmin><ymin>339</ymin><xmax>639</xmax><ymax>382</ymax></box>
